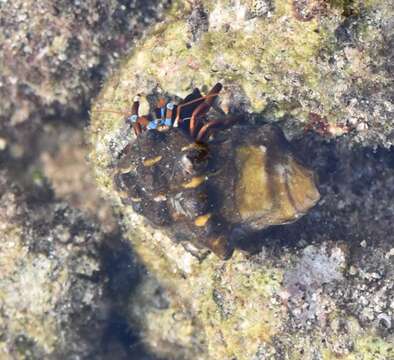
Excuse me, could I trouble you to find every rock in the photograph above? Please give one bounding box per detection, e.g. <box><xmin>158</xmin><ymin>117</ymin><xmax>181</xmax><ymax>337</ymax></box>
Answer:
<box><xmin>0</xmin><ymin>0</ymin><xmax>170</xmax><ymax>164</ymax></box>
<box><xmin>0</xmin><ymin>171</ymin><xmax>105</xmax><ymax>358</ymax></box>
<box><xmin>89</xmin><ymin>1</ymin><xmax>394</xmax><ymax>358</ymax></box>
<box><xmin>91</xmin><ymin>0</ymin><xmax>394</xmax><ymax>147</ymax></box>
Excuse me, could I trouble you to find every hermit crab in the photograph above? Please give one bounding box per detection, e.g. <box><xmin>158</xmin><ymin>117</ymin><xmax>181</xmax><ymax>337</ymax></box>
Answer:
<box><xmin>112</xmin><ymin>83</ymin><xmax>320</xmax><ymax>259</ymax></box>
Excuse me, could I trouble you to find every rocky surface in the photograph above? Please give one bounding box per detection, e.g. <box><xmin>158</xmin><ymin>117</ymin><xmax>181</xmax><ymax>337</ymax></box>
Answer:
<box><xmin>90</xmin><ymin>128</ymin><xmax>394</xmax><ymax>359</ymax></box>
<box><xmin>92</xmin><ymin>0</ymin><xmax>394</xmax><ymax>148</ymax></box>
<box><xmin>0</xmin><ymin>0</ymin><xmax>170</xmax><ymax>164</ymax></box>
<box><xmin>1</xmin><ymin>0</ymin><xmax>393</xmax><ymax>359</ymax></box>
<box><xmin>0</xmin><ymin>170</ymin><xmax>160</xmax><ymax>359</ymax></box>
<box><xmin>0</xmin><ymin>0</ymin><xmax>170</xmax><ymax>359</ymax></box>
<box><xmin>89</xmin><ymin>1</ymin><xmax>394</xmax><ymax>359</ymax></box>
<box><xmin>0</xmin><ymin>171</ymin><xmax>103</xmax><ymax>358</ymax></box>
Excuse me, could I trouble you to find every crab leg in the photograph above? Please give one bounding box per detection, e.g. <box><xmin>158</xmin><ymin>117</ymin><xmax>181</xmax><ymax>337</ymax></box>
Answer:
<box><xmin>131</xmin><ymin>95</ymin><xmax>140</xmax><ymax>115</ymax></box>
<box><xmin>195</xmin><ymin>115</ymin><xmax>238</xmax><ymax>142</ymax></box>
<box><xmin>128</xmin><ymin>95</ymin><xmax>142</xmax><ymax>135</ymax></box>
<box><xmin>158</xmin><ymin>98</ymin><xmax>166</xmax><ymax>119</ymax></box>
<box><xmin>148</xmin><ymin>98</ymin><xmax>167</xmax><ymax>130</ymax></box>
<box><xmin>174</xmin><ymin>85</ymin><xmax>222</xmax><ymax>128</ymax></box>
<box><xmin>174</xmin><ymin>89</ymin><xmax>203</xmax><ymax>127</ymax></box>
<box><xmin>189</xmin><ymin>83</ymin><xmax>223</xmax><ymax>138</ymax></box>
<box><xmin>134</xmin><ymin>122</ymin><xmax>143</xmax><ymax>135</ymax></box>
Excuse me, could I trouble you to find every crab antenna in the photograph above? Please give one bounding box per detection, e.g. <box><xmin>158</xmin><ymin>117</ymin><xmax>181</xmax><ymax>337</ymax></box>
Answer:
<box><xmin>93</xmin><ymin>95</ymin><xmax>140</xmax><ymax>118</ymax></box>
<box><xmin>190</xmin><ymin>83</ymin><xmax>223</xmax><ymax>137</ymax></box>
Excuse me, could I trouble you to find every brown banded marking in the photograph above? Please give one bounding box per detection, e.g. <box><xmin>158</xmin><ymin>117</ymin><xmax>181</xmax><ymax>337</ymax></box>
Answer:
<box><xmin>153</xmin><ymin>194</ymin><xmax>167</xmax><ymax>202</ymax></box>
<box><xmin>118</xmin><ymin>190</ymin><xmax>129</xmax><ymax>199</ymax></box>
<box><xmin>118</xmin><ymin>190</ymin><xmax>142</xmax><ymax>202</ymax></box>
<box><xmin>207</xmin><ymin>235</ymin><xmax>232</xmax><ymax>260</ymax></box>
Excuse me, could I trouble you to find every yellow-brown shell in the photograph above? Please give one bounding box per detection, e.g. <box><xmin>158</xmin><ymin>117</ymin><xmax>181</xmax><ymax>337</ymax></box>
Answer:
<box><xmin>209</xmin><ymin>124</ymin><xmax>320</xmax><ymax>237</ymax></box>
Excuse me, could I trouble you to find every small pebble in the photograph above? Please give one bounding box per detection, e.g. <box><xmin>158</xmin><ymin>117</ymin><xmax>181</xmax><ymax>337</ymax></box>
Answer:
<box><xmin>348</xmin><ymin>265</ymin><xmax>357</xmax><ymax>275</ymax></box>
<box><xmin>356</xmin><ymin>122</ymin><xmax>368</xmax><ymax>132</ymax></box>
<box><xmin>377</xmin><ymin>313</ymin><xmax>392</xmax><ymax>330</ymax></box>
<box><xmin>385</xmin><ymin>248</ymin><xmax>394</xmax><ymax>259</ymax></box>
<box><xmin>0</xmin><ymin>137</ymin><xmax>7</xmax><ymax>151</ymax></box>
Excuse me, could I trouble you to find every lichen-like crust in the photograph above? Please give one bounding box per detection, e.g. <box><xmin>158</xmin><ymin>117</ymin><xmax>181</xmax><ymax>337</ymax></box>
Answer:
<box><xmin>88</xmin><ymin>0</ymin><xmax>394</xmax><ymax>358</ymax></box>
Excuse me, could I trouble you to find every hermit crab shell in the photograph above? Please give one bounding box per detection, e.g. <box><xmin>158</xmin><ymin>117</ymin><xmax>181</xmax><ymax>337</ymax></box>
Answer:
<box><xmin>210</xmin><ymin>124</ymin><xmax>320</xmax><ymax>235</ymax></box>
<box><xmin>114</xmin><ymin>122</ymin><xmax>320</xmax><ymax>259</ymax></box>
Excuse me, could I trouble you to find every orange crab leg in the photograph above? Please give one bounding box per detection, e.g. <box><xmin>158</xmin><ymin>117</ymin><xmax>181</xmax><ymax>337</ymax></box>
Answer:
<box><xmin>130</xmin><ymin>95</ymin><xmax>142</xmax><ymax>135</ymax></box>
<box><xmin>133</xmin><ymin>122</ymin><xmax>142</xmax><ymax>135</ymax></box>
<box><xmin>189</xmin><ymin>83</ymin><xmax>223</xmax><ymax>138</ymax></box>
<box><xmin>195</xmin><ymin>115</ymin><xmax>238</xmax><ymax>142</ymax></box>
<box><xmin>174</xmin><ymin>84</ymin><xmax>223</xmax><ymax>127</ymax></box>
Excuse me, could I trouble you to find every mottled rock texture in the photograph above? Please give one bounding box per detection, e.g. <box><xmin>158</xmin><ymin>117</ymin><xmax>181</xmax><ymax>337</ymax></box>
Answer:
<box><xmin>1</xmin><ymin>0</ymin><xmax>393</xmax><ymax>358</ymax></box>
<box><xmin>92</xmin><ymin>0</ymin><xmax>394</xmax><ymax>147</ymax></box>
<box><xmin>89</xmin><ymin>1</ymin><xmax>394</xmax><ymax>359</ymax></box>
<box><xmin>0</xmin><ymin>170</ymin><xmax>159</xmax><ymax>359</ymax></box>
<box><xmin>0</xmin><ymin>0</ymin><xmax>170</xmax><ymax>161</ymax></box>
<box><xmin>0</xmin><ymin>1</ymin><xmax>171</xmax><ymax>358</ymax></box>
<box><xmin>122</xmin><ymin>139</ymin><xmax>394</xmax><ymax>360</ymax></box>
<box><xmin>0</xmin><ymin>171</ymin><xmax>105</xmax><ymax>358</ymax></box>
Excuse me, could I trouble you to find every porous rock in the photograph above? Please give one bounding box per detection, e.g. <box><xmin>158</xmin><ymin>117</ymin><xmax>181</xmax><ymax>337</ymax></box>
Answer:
<box><xmin>89</xmin><ymin>1</ymin><xmax>394</xmax><ymax>358</ymax></box>
<box><xmin>0</xmin><ymin>171</ymin><xmax>106</xmax><ymax>359</ymax></box>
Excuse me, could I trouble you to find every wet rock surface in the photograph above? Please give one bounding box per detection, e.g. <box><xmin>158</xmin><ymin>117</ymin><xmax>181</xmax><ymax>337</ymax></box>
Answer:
<box><xmin>91</xmin><ymin>0</ymin><xmax>394</xmax><ymax>147</ymax></box>
<box><xmin>115</xmin><ymin>139</ymin><xmax>394</xmax><ymax>358</ymax></box>
<box><xmin>1</xmin><ymin>0</ymin><xmax>393</xmax><ymax>359</ymax></box>
<box><xmin>89</xmin><ymin>1</ymin><xmax>394</xmax><ymax>359</ymax></box>
<box><xmin>0</xmin><ymin>1</ymin><xmax>169</xmax><ymax>359</ymax></box>
<box><xmin>0</xmin><ymin>0</ymin><xmax>170</xmax><ymax>164</ymax></box>
<box><xmin>0</xmin><ymin>171</ymin><xmax>100</xmax><ymax>358</ymax></box>
<box><xmin>0</xmin><ymin>170</ymin><xmax>160</xmax><ymax>359</ymax></box>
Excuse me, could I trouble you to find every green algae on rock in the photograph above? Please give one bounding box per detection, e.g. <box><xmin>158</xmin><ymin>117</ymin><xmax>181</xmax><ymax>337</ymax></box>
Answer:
<box><xmin>89</xmin><ymin>0</ymin><xmax>394</xmax><ymax>358</ymax></box>
<box><xmin>91</xmin><ymin>0</ymin><xmax>394</xmax><ymax>147</ymax></box>
<box><xmin>0</xmin><ymin>172</ymin><xmax>106</xmax><ymax>358</ymax></box>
